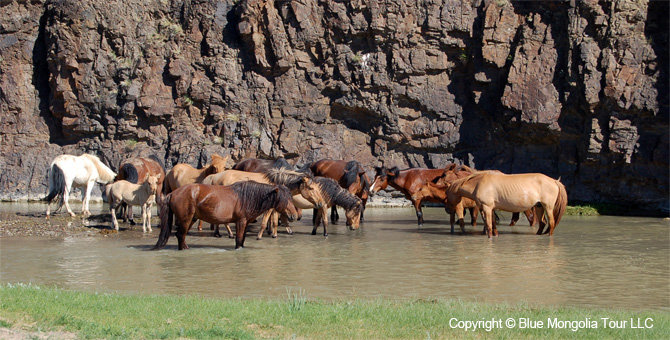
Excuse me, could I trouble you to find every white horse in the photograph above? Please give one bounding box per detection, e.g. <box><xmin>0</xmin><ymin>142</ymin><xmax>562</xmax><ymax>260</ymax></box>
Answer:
<box><xmin>107</xmin><ymin>175</ymin><xmax>159</xmax><ymax>232</ymax></box>
<box><xmin>44</xmin><ymin>154</ymin><xmax>117</xmax><ymax>218</ymax></box>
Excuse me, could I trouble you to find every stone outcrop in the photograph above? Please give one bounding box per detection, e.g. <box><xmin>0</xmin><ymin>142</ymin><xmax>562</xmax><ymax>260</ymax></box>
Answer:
<box><xmin>0</xmin><ymin>0</ymin><xmax>667</xmax><ymax>212</ymax></box>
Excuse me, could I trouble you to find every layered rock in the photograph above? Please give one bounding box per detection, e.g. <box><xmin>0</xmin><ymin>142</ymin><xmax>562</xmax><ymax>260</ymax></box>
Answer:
<box><xmin>0</xmin><ymin>0</ymin><xmax>667</xmax><ymax>211</ymax></box>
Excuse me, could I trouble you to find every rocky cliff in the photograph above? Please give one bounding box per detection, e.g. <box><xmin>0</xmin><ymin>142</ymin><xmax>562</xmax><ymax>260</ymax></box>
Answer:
<box><xmin>0</xmin><ymin>0</ymin><xmax>667</xmax><ymax>211</ymax></box>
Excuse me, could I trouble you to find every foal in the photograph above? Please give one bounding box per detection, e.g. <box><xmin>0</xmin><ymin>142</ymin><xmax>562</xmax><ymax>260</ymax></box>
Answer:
<box><xmin>107</xmin><ymin>175</ymin><xmax>159</xmax><ymax>232</ymax></box>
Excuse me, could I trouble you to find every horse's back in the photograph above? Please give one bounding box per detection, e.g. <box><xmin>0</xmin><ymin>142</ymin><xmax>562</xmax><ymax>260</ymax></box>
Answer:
<box><xmin>476</xmin><ymin>172</ymin><xmax>560</xmax><ymax>209</ymax></box>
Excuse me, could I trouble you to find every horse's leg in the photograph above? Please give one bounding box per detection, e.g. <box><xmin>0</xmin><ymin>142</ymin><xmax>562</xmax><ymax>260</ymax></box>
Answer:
<box><xmin>235</xmin><ymin>219</ymin><xmax>248</xmax><ymax>249</ymax></box>
<box><xmin>212</xmin><ymin>224</ymin><xmax>221</xmax><ymax>238</ymax></box>
<box><xmin>509</xmin><ymin>212</ymin><xmax>520</xmax><ymax>226</ymax></box>
<box><xmin>413</xmin><ymin>199</ymin><xmax>424</xmax><ymax>227</ymax></box>
<box><xmin>311</xmin><ymin>209</ymin><xmax>321</xmax><ymax>235</ymax></box>
<box><xmin>258</xmin><ymin>211</ymin><xmax>272</xmax><ymax>240</ymax></box>
<box><xmin>471</xmin><ymin>207</ymin><xmax>479</xmax><ymax>227</ymax></box>
<box><xmin>197</xmin><ymin>220</ymin><xmax>203</xmax><ymax>231</ymax></box>
<box><xmin>225</xmin><ymin>224</ymin><xmax>233</xmax><ymax>238</ymax></box>
<box><xmin>456</xmin><ymin>203</ymin><xmax>466</xmax><ymax>234</ymax></box>
<box><xmin>449</xmin><ymin>210</ymin><xmax>456</xmax><ymax>234</ymax></box>
<box><xmin>176</xmin><ymin>218</ymin><xmax>196</xmax><ymax>250</ymax></box>
<box><xmin>320</xmin><ymin>206</ymin><xmax>329</xmax><ymax>237</ymax></box>
<box><xmin>542</xmin><ymin>204</ymin><xmax>557</xmax><ymax>236</ymax></box>
<box><xmin>128</xmin><ymin>205</ymin><xmax>136</xmax><ymax>225</ymax></box>
<box><xmin>83</xmin><ymin>181</ymin><xmax>94</xmax><ymax>217</ymax></box>
<box><xmin>330</xmin><ymin>206</ymin><xmax>339</xmax><ymax>223</ymax></box>
<box><xmin>110</xmin><ymin>201</ymin><xmax>119</xmax><ymax>231</ymax></box>
<box><xmin>535</xmin><ymin>206</ymin><xmax>546</xmax><ymax>235</ymax></box>
<box><xmin>525</xmin><ymin>208</ymin><xmax>536</xmax><ymax>227</ymax></box>
<box><xmin>280</xmin><ymin>214</ymin><xmax>291</xmax><ymax>236</ymax></box>
<box><xmin>482</xmin><ymin>206</ymin><xmax>494</xmax><ymax>238</ymax></box>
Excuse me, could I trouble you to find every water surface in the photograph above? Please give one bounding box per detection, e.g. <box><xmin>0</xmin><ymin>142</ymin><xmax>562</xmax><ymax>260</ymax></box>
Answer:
<box><xmin>1</xmin><ymin>203</ymin><xmax>668</xmax><ymax>310</ymax></box>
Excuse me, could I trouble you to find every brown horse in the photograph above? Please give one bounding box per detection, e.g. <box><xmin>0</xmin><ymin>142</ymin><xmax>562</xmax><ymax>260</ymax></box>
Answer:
<box><xmin>232</xmin><ymin>157</ymin><xmax>291</xmax><ymax>173</ymax></box>
<box><xmin>445</xmin><ymin>171</ymin><xmax>567</xmax><ymax>238</ymax></box>
<box><xmin>202</xmin><ymin>168</ymin><xmax>325</xmax><ymax>238</ymax></box>
<box><xmin>369</xmin><ymin>166</ymin><xmax>445</xmax><ymax>226</ymax></box>
<box><xmin>153</xmin><ymin>182</ymin><xmax>297</xmax><ymax>250</ymax></box>
<box><xmin>115</xmin><ymin>155</ymin><xmax>166</xmax><ymax>224</ymax></box>
<box><xmin>163</xmin><ymin>154</ymin><xmax>229</xmax><ymax>230</ymax></box>
<box><xmin>309</xmin><ymin>159</ymin><xmax>369</xmax><ymax>222</ymax></box>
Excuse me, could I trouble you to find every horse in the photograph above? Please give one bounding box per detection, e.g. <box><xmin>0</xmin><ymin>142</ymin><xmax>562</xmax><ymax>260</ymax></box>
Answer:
<box><xmin>44</xmin><ymin>154</ymin><xmax>117</xmax><ymax>218</ymax></box>
<box><xmin>232</xmin><ymin>157</ymin><xmax>292</xmax><ymax>173</ymax></box>
<box><xmin>107</xmin><ymin>175</ymin><xmax>159</xmax><ymax>232</ymax></box>
<box><xmin>445</xmin><ymin>171</ymin><xmax>567</xmax><ymax>238</ymax></box>
<box><xmin>309</xmin><ymin>176</ymin><xmax>363</xmax><ymax>236</ymax></box>
<box><xmin>412</xmin><ymin>182</ymin><xmax>480</xmax><ymax>234</ymax></box>
<box><xmin>152</xmin><ymin>182</ymin><xmax>298</xmax><ymax>250</ymax></box>
<box><xmin>369</xmin><ymin>166</ymin><xmax>445</xmax><ymax>226</ymax></box>
<box><xmin>163</xmin><ymin>154</ymin><xmax>229</xmax><ymax>230</ymax></box>
<box><xmin>435</xmin><ymin>166</ymin><xmax>535</xmax><ymax>233</ymax></box>
<box><xmin>163</xmin><ymin>154</ymin><xmax>229</xmax><ymax>195</ymax></box>
<box><xmin>309</xmin><ymin>159</ymin><xmax>370</xmax><ymax>222</ymax></box>
<box><xmin>202</xmin><ymin>168</ymin><xmax>325</xmax><ymax>238</ymax></box>
<box><xmin>115</xmin><ymin>155</ymin><xmax>166</xmax><ymax>224</ymax></box>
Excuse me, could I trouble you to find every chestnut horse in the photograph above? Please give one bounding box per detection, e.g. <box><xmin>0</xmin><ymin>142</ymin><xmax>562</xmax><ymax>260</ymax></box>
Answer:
<box><xmin>232</xmin><ymin>157</ymin><xmax>291</xmax><ymax>173</ymax></box>
<box><xmin>164</xmin><ymin>154</ymin><xmax>229</xmax><ymax>230</ymax></box>
<box><xmin>202</xmin><ymin>168</ymin><xmax>325</xmax><ymax>238</ymax></box>
<box><xmin>445</xmin><ymin>171</ymin><xmax>567</xmax><ymax>238</ymax></box>
<box><xmin>44</xmin><ymin>154</ymin><xmax>116</xmax><ymax>218</ymax></box>
<box><xmin>411</xmin><ymin>164</ymin><xmax>479</xmax><ymax>233</ymax></box>
<box><xmin>309</xmin><ymin>159</ymin><xmax>369</xmax><ymax>222</ymax></box>
<box><xmin>369</xmin><ymin>166</ymin><xmax>445</xmax><ymax>226</ymax></box>
<box><xmin>153</xmin><ymin>182</ymin><xmax>297</xmax><ymax>250</ymax></box>
<box><xmin>115</xmin><ymin>155</ymin><xmax>166</xmax><ymax>224</ymax></box>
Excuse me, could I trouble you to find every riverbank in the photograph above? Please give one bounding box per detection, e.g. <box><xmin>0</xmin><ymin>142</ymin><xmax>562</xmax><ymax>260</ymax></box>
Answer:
<box><xmin>1</xmin><ymin>284</ymin><xmax>667</xmax><ymax>340</ymax></box>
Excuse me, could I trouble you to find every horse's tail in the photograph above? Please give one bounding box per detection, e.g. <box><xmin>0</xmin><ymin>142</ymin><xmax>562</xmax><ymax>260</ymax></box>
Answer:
<box><xmin>153</xmin><ymin>193</ymin><xmax>173</xmax><ymax>250</ymax></box>
<box><xmin>119</xmin><ymin>163</ymin><xmax>139</xmax><ymax>184</ymax></box>
<box><xmin>43</xmin><ymin>164</ymin><xmax>65</xmax><ymax>211</ymax></box>
<box><xmin>553</xmin><ymin>180</ymin><xmax>568</xmax><ymax>227</ymax></box>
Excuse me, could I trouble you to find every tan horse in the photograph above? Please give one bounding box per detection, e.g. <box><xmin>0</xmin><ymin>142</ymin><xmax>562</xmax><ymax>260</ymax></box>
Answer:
<box><xmin>107</xmin><ymin>175</ymin><xmax>159</xmax><ymax>232</ymax></box>
<box><xmin>202</xmin><ymin>169</ymin><xmax>326</xmax><ymax>238</ymax></box>
<box><xmin>445</xmin><ymin>171</ymin><xmax>567</xmax><ymax>238</ymax></box>
<box><xmin>163</xmin><ymin>154</ymin><xmax>229</xmax><ymax>195</ymax></box>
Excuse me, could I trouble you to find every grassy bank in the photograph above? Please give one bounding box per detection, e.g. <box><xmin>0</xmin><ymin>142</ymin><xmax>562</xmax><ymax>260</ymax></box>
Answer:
<box><xmin>1</xmin><ymin>285</ymin><xmax>668</xmax><ymax>339</ymax></box>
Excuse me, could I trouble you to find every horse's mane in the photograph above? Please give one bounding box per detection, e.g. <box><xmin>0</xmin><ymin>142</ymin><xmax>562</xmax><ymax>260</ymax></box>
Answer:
<box><xmin>387</xmin><ymin>166</ymin><xmax>400</xmax><ymax>178</ymax></box>
<box><xmin>315</xmin><ymin>177</ymin><xmax>361</xmax><ymax>211</ymax></box>
<box><xmin>231</xmin><ymin>181</ymin><xmax>291</xmax><ymax>216</ymax></box>
<box><xmin>263</xmin><ymin>168</ymin><xmax>312</xmax><ymax>192</ymax></box>
<box><xmin>81</xmin><ymin>154</ymin><xmax>116</xmax><ymax>183</ymax></box>
<box><xmin>449</xmin><ymin>170</ymin><xmax>500</xmax><ymax>192</ymax></box>
<box><xmin>360</xmin><ymin>173</ymin><xmax>370</xmax><ymax>194</ymax></box>
<box><xmin>272</xmin><ymin>157</ymin><xmax>291</xmax><ymax>170</ymax></box>
<box><xmin>341</xmin><ymin>161</ymin><xmax>362</xmax><ymax>188</ymax></box>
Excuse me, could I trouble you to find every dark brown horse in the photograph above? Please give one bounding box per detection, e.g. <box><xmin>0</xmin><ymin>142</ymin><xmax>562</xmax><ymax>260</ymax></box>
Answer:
<box><xmin>309</xmin><ymin>159</ymin><xmax>369</xmax><ymax>222</ymax></box>
<box><xmin>369</xmin><ymin>166</ymin><xmax>445</xmax><ymax>226</ymax></box>
<box><xmin>232</xmin><ymin>157</ymin><xmax>291</xmax><ymax>173</ymax></box>
<box><xmin>153</xmin><ymin>182</ymin><xmax>297</xmax><ymax>250</ymax></box>
<box><xmin>114</xmin><ymin>155</ymin><xmax>166</xmax><ymax>224</ymax></box>
<box><xmin>310</xmin><ymin>176</ymin><xmax>363</xmax><ymax>236</ymax></box>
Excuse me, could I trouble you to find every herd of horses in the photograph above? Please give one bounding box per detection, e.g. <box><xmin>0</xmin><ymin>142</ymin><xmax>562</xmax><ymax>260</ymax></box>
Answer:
<box><xmin>43</xmin><ymin>153</ymin><xmax>567</xmax><ymax>250</ymax></box>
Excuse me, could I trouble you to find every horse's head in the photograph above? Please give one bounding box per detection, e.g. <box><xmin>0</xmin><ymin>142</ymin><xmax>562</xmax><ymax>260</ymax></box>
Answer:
<box><xmin>146</xmin><ymin>175</ymin><xmax>160</xmax><ymax>194</ymax></box>
<box><xmin>444</xmin><ymin>179</ymin><xmax>464</xmax><ymax>214</ymax></box>
<box><xmin>210</xmin><ymin>154</ymin><xmax>229</xmax><ymax>174</ymax></box>
<box><xmin>298</xmin><ymin>176</ymin><xmax>325</xmax><ymax>209</ymax></box>
<box><xmin>345</xmin><ymin>199</ymin><xmax>363</xmax><ymax>231</ymax></box>
<box><xmin>370</xmin><ymin>166</ymin><xmax>390</xmax><ymax>194</ymax></box>
<box><xmin>274</xmin><ymin>185</ymin><xmax>298</xmax><ymax>222</ymax></box>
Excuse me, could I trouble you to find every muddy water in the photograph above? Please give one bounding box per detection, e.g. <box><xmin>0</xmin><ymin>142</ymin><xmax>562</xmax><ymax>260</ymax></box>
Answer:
<box><xmin>1</xmin><ymin>203</ymin><xmax>668</xmax><ymax>310</ymax></box>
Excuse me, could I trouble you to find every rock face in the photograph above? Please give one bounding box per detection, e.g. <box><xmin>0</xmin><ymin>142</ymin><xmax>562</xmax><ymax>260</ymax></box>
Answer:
<box><xmin>0</xmin><ymin>0</ymin><xmax>667</xmax><ymax>212</ymax></box>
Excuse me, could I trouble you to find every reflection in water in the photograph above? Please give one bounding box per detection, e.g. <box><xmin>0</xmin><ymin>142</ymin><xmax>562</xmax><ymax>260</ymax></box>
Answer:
<box><xmin>1</xmin><ymin>203</ymin><xmax>668</xmax><ymax>310</ymax></box>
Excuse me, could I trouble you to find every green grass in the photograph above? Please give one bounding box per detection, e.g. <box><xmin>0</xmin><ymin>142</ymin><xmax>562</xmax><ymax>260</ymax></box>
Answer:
<box><xmin>1</xmin><ymin>284</ymin><xmax>668</xmax><ymax>339</ymax></box>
